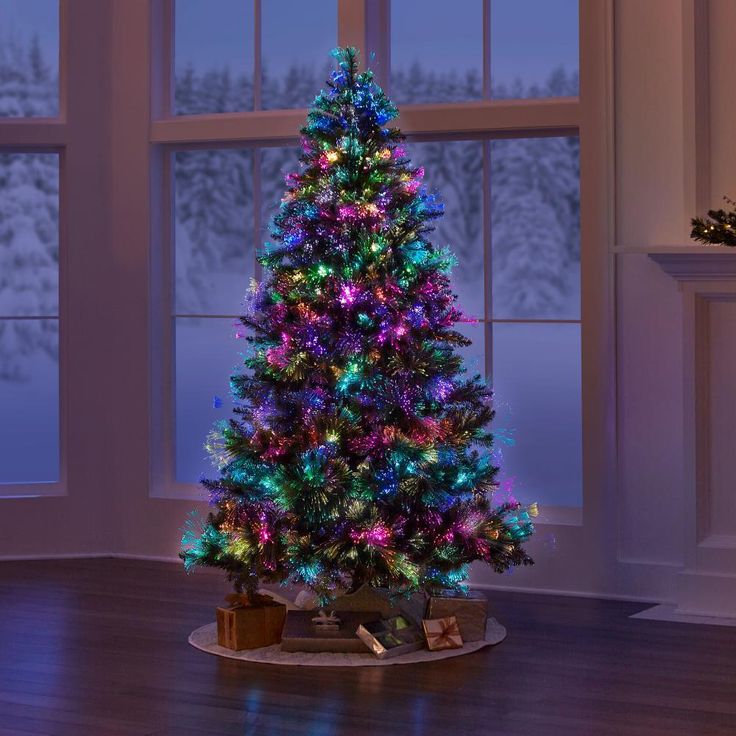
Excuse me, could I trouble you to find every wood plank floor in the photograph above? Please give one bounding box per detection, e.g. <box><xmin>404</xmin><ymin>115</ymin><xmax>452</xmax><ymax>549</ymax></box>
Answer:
<box><xmin>0</xmin><ymin>559</ymin><xmax>735</xmax><ymax>736</ymax></box>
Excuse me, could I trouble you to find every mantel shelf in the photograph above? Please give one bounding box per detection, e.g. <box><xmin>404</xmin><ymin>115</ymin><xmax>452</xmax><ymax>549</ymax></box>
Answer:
<box><xmin>648</xmin><ymin>247</ymin><xmax>736</xmax><ymax>281</ymax></box>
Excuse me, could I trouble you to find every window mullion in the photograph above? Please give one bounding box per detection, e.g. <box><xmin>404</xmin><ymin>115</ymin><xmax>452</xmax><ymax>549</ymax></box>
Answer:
<box><xmin>483</xmin><ymin>0</ymin><xmax>491</xmax><ymax>99</ymax></box>
<box><xmin>253</xmin><ymin>147</ymin><xmax>263</xmax><ymax>282</ymax></box>
<box><xmin>253</xmin><ymin>0</ymin><xmax>262</xmax><ymax>111</ymax></box>
<box><xmin>483</xmin><ymin>140</ymin><xmax>492</xmax><ymax>381</ymax></box>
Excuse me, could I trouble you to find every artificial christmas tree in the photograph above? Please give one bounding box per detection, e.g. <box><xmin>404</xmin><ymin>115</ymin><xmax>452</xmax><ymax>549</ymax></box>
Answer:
<box><xmin>181</xmin><ymin>48</ymin><xmax>537</xmax><ymax>606</ymax></box>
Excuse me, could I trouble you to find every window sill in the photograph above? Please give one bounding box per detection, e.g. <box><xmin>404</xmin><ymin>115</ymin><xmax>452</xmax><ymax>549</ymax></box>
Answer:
<box><xmin>0</xmin><ymin>482</ymin><xmax>66</xmax><ymax>499</ymax></box>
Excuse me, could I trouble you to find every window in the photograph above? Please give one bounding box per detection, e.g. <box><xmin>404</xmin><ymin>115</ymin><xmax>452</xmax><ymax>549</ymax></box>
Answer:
<box><xmin>174</xmin><ymin>0</ymin><xmax>337</xmax><ymax>114</ymax></box>
<box><xmin>172</xmin><ymin>144</ymin><xmax>299</xmax><ymax>483</ymax></box>
<box><xmin>173</xmin><ymin>147</ymin><xmax>254</xmax><ymax>481</ymax></box>
<box><xmin>409</xmin><ymin>136</ymin><xmax>581</xmax><ymax>507</ymax></box>
<box><xmin>391</xmin><ymin>0</ymin><xmax>578</xmax><ymax>102</ymax></box>
<box><xmin>0</xmin><ymin>5</ymin><xmax>61</xmax><ymax>490</ymax></box>
<box><xmin>157</xmin><ymin>1</ymin><xmax>586</xmax><ymax>512</ymax></box>
<box><xmin>0</xmin><ymin>0</ymin><xmax>59</xmax><ymax>117</ymax></box>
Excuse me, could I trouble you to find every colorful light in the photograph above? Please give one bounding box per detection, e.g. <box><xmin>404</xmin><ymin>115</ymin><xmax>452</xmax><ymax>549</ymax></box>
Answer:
<box><xmin>180</xmin><ymin>47</ymin><xmax>536</xmax><ymax>601</ymax></box>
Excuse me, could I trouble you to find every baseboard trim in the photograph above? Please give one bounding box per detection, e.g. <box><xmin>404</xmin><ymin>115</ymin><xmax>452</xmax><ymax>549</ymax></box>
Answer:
<box><xmin>0</xmin><ymin>552</ymin><xmax>115</xmax><ymax>562</ymax></box>
<box><xmin>0</xmin><ymin>553</ymin><xmax>661</xmax><ymax>605</ymax></box>
<box><xmin>109</xmin><ymin>553</ymin><xmax>182</xmax><ymax>563</ymax></box>
<box><xmin>471</xmin><ymin>581</ymin><xmax>658</xmax><ymax>605</ymax></box>
<box><xmin>0</xmin><ymin>552</ymin><xmax>180</xmax><ymax>563</ymax></box>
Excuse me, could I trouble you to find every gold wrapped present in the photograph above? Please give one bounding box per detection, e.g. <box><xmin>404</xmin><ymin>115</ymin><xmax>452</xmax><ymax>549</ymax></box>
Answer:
<box><xmin>426</xmin><ymin>589</ymin><xmax>488</xmax><ymax>642</ymax></box>
<box><xmin>422</xmin><ymin>616</ymin><xmax>463</xmax><ymax>651</ymax></box>
<box><xmin>216</xmin><ymin>592</ymin><xmax>286</xmax><ymax>651</ymax></box>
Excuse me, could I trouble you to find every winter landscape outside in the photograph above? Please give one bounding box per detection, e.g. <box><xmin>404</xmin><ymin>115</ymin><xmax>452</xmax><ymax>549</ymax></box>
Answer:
<box><xmin>0</xmin><ymin>0</ymin><xmax>59</xmax><ymax>483</ymax></box>
<box><xmin>0</xmin><ymin>0</ymin><xmax>581</xmax><ymax>507</ymax></box>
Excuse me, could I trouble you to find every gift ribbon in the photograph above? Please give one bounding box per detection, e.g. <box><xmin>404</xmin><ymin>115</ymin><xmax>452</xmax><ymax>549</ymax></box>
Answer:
<box><xmin>224</xmin><ymin>592</ymin><xmax>274</xmax><ymax>609</ymax></box>
<box><xmin>426</xmin><ymin>617</ymin><xmax>461</xmax><ymax>649</ymax></box>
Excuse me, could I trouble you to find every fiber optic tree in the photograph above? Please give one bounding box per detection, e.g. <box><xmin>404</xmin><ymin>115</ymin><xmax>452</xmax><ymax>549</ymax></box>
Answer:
<box><xmin>181</xmin><ymin>48</ymin><xmax>536</xmax><ymax>601</ymax></box>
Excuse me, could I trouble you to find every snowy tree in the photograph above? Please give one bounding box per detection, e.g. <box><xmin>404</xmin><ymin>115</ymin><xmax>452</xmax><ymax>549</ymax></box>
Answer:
<box><xmin>0</xmin><ymin>34</ymin><xmax>58</xmax><ymax>381</ymax></box>
<box><xmin>174</xmin><ymin>149</ymin><xmax>253</xmax><ymax>313</ymax></box>
<box><xmin>0</xmin><ymin>34</ymin><xmax>56</xmax><ymax>117</ymax></box>
<box><xmin>491</xmin><ymin>135</ymin><xmax>579</xmax><ymax>318</ymax></box>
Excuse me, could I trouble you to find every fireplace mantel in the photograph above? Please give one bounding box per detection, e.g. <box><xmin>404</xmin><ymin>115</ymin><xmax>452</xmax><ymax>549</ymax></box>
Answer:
<box><xmin>649</xmin><ymin>246</ymin><xmax>736</xmax><ymax>281</ymax></box>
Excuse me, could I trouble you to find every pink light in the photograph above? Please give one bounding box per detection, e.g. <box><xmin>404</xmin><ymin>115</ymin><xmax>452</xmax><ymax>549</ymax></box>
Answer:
<box><xmin>266</xmin><ymin>345</ymin><xmax>290</xmax><ymax>368</ymax></box>
<box><xmin>351</xmin><ymin>523</ymin><xmax>391</xmax><ymax>547</ymax></box>
<box><xmin>339</xmin><ymin>282</ymin><xmax>360</xmax><ymax>307</ymax></box>
<box><xmin>337</xmin><ymin>204</ymin><xmax>358</xmax><ymax>220</ymax></box>
<box><xmin>317</xmin><ymin>153</ymin><xmax>330</xmax><ymax>170</ymax></box>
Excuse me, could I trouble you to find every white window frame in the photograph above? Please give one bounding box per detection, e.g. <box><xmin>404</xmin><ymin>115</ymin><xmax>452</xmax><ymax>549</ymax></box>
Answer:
<box><xmin>148</xmin><ymin>0</ymin><xmax>615</xmax><ymax>535</ymax></box>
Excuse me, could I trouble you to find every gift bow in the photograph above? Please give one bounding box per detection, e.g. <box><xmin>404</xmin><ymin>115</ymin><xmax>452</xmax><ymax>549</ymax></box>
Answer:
<box><xmin>312</xmin><ymin>609</ymin><xmax>341</xmax><ymax>626</ymax></box>
<box><xmin>224</xmin><ymin>592</ymin><xmax>274</xmax><ymax>609</ymax></box>
<box><xmin>426</xmin><ymin>617</ymin><xmax>461</xmax><ymax>648</ymax></box>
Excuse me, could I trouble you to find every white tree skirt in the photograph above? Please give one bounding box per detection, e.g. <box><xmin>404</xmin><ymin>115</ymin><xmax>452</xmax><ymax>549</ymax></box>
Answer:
<box><xmin>188</xmin><ymin>617</ymin><xmax>506</xmax><ymax>667</ymax></box>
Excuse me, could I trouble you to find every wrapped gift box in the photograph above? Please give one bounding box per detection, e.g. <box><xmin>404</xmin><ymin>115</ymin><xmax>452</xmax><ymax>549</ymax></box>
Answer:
<box><xmin>356</xmin><ymin>615</ymin><xmax>425</xmax><ymax>659</ymax></box>
<box><xmin>426</xmin><ymin>589</ymin><xmax>488</xmax><ymax>642</ymax></box>
<box><xmin>216</xmin><ymin>595</ymin><xmax>287</xmax><ymax>651</ymax></box>
<box><xmin>422</xmin><ymin>615</ymin><xmax>463</xmax><ymax>651</ymax></box>
<box><xmin>330</xmin><ymin>584</ymin><xmax>400</xmax><ymax>617</ymax></box>
<box><xmin>281</xmin><ymin>610</ymin><xmax>381</xmax><ymax>653</ymax></box>
<box><xmin>330</xmin><ymin>585</ymin><xmax>428</xmax><ymax>626</ymax></box>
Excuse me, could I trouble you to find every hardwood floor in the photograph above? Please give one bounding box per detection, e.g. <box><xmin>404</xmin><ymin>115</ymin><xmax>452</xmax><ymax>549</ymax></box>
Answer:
<box><xmin>0</xmin><ymin>559</ymin><xmax>734</xmax><ymax>736</ymax></box>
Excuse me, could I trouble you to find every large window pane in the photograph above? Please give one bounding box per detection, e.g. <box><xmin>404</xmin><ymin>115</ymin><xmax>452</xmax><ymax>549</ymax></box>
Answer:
<box><xmin>0</xmin><ymin>0</ymin><xmax>58</xmax><ymax>117</ymax></box>
<box><xmin>491</xmin><ymin>0</ymin><xmax>579</xmax><ymax>99</ymax></box>
<box><xmin>409</xmin><ymin>140</ymin><xmax>484</xmax><ymax>319</ymax></box>
<box><xmin>0</xmin><ymin>319</ymin><xmax>59</xmax><ymax>483</ymax></box>
<box><xmin>174</xmin><ymin>149</ymin><xmax>253</xmax><ymax>315</ymax></box>
<box><xmin>261</xmin><ymin>0</ymin><xmax>336</xmax><ymax>110</ymax></box>
<box><xmin>0</xmin><ymin>153</ymin><xmax>59</xmax><ymax>316</ymax></box>
<box><xmin>391</xmin><ymin>0</ymin><xmax>483</xmax><ymax>103</ymax></box>
<box><xmin>174</xmin><ymin>0</ymin><xmax>253</xmax><ymax>114</ymax></box>
<box><xmin>175</xmin><ymin>317</ymin><xmax>245</xmax><ymax>483</ymax></box>
<box><xmin>0</xmin><ymin>151</ymin><xmax>59</xmax><ymax>486</ymax></box>
<box><xmin>492</xmin><ymin>322</ymin><xmax>582</xmax><ymax>507</ymax></box>
<box><xmin>491</xmin><ymin>137</ymin><xmax>580</xmax><ymax>320</ymax></box>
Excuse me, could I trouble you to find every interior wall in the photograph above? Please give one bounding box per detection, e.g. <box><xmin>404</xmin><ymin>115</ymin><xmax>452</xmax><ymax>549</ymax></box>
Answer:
<box><xmin>612</xmin><ymin>0</ymin><xmax>736</xmax><ymax>605</ymax></box>
<box><xmin>2</xmin><ymin>0</ymin><xmax>731</xmax><ymax>605</ymax></box>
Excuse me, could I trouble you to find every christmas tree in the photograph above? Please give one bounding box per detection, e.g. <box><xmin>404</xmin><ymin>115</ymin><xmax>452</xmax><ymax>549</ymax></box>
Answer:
<box><xmin>691</xmin><ymin>196</ymin><xmax>736</xmax><ymax>246</ymax></box>
<box><xmin>181</xmin><ymin>48</ymin><xmax>536</xmax><ymax>602</ymax></box>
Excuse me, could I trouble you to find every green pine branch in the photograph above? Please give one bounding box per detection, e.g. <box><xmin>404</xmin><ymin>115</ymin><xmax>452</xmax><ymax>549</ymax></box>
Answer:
<box><xmin>691</xmin><ymin>196</ymin><xmax>736</xmax><ymax>246</ymax></box>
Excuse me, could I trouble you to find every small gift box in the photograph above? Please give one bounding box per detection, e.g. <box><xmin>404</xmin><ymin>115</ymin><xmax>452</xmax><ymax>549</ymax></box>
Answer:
<box><xmin>356</xmin><ymin>614</ymin><xmax>425</xmax><ymax>659</ymax></box>
<box><xmin>281</xmin><ymin>610</ymin><xmax>381</xmax><ymax>653</ymax></box>
<box><xmin>216</xmin><ymin>592</ymin><xmax>286</xmax><ymax>651</ymax></box>
<box><xmin>422</xmin><ymin>615</ymin><xmax>463</xmax><ymax>651</ymax></box>
<box><xmin>426</xmin><ymin>589</ymin><xmax>488</xmax><ymax>642</ymax></box>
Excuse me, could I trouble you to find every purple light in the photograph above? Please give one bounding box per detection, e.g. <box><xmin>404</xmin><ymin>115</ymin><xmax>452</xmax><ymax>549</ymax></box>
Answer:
<box><xmin>339</xmin><ymin>283</ymin><xmax>360</xmax><ymax>307</ymax></box>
